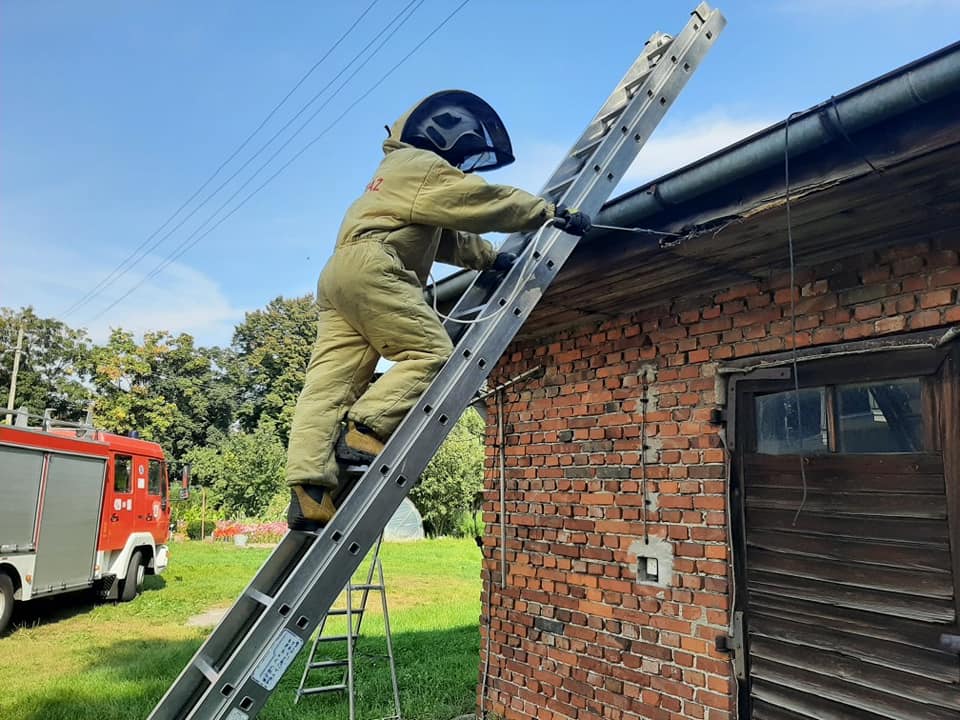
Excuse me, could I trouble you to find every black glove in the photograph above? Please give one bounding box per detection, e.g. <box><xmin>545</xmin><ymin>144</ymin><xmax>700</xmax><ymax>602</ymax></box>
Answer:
<box><xmin>553</xmin><ymin>204</ymin><xmax>592</xmax><ymax>236</ymax></box>
<box><xmin>491</xmin><ymin>252</ymin><xmax>517</xmax><ymax>272</ymax></box>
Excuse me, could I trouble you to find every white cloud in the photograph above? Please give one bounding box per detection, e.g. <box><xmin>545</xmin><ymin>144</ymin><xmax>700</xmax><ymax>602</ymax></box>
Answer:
<box><xmin>621</xmin><ymin>113</ymin><xmax>773</xmax><ymax>188</ymax></box>
<box><xmin>0</xmin><ymin>240</ymin><xmax>246</xmax><ymax>347</ymax></box>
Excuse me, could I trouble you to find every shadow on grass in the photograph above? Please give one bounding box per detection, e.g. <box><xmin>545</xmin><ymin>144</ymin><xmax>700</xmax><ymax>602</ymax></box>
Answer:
<box><xmin>15</xmin><ymin>623</ymin><xmax>481</xmax><ymax>720</ymax></box>
<box><xmin>8</xmin><ymin>575</ymin><xmax>167</xmax><ymax>633</ymax></box>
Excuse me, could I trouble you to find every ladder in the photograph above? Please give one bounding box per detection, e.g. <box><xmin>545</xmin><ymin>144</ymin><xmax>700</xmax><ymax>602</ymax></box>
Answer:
<box><xmin>148</xmin><ymin>6</ymin><xmax>725</xmax><ymax>719</ymax></box>
<box><xmin>294</xmin><ymin>535</ymin><xmax>401</xmax><ymax>720</ymax></box>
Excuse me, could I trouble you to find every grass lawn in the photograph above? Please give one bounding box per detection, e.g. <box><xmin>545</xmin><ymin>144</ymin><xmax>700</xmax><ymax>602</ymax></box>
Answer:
<box><xmin>0</xmin><ymin>538</ymin><xmax>484</xmax><ymax>720</ymax></box>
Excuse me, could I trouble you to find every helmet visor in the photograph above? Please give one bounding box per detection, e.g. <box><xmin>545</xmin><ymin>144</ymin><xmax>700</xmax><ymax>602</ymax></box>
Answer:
<box><xmin>401</xmin><ymin>90</ymin><xmax>515</xmax><ymax>172</ymax></box>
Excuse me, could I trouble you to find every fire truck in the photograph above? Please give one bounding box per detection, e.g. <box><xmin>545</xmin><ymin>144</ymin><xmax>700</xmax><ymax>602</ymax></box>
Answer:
<box><xmin>0</xmin><ymin>409</ymin><xmax>181</xmax><ymax>634</ymax></box>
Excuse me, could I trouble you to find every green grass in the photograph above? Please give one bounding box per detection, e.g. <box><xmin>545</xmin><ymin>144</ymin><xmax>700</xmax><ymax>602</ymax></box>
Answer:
<box><xmin>0</xmin><ymin>538</ymin><xmax>484</xmax><ymax>720</ymax></box>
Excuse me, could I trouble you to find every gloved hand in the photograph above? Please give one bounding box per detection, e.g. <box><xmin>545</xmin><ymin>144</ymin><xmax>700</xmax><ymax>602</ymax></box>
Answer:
<box><xmin>553</xmin><ymin>204</ymin><xmax>592</xmax><ymax>236</ymax></box>
<box><xmin>491</xmin><ymin>252</ymin><xmax>517</xmax><ymax>272</ymax></box>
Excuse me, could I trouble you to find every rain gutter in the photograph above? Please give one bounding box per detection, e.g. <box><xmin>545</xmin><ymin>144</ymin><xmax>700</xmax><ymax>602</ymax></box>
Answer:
<box><xmin>430</xmin><ymin>40</ymin><xmax>960</xmax><ymax>307</ymax></box>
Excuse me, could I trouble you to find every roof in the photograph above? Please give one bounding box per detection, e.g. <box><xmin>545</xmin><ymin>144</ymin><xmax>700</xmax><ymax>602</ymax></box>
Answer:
<box><xmin>434</xmin><ymin>40</ymin><xmax>960</xmax><ymax>342</ymax></box>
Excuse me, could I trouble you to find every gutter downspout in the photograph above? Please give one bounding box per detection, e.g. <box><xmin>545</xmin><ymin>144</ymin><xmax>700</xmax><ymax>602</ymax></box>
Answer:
<box><xmin>429</xmin><ymin>40</ymin><xmax>960</xmax><ymax>307</ymax></box>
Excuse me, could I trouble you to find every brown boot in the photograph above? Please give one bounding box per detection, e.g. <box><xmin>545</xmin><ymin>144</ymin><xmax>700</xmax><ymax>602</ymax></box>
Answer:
<box><xmin>335</xmin><ymin>420</ymin><xmax>385</xmax><ymax>465</ymax></box>
<box><xmin>287</xmin><ymin>484</ymin><xmax>337</xmax><ymax>532</ymax></box>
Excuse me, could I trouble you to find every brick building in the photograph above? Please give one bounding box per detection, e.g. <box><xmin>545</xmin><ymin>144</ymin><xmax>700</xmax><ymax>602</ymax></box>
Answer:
<box><xmin>436</xmin><ymin>43</ymin><xmax>960</xmax><ymax>719</ymax></box>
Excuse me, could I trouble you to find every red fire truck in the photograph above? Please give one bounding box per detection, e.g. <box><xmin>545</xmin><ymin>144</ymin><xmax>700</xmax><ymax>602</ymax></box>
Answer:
<box><xmin>0</xmin><ymin>411</ymin><xmax>179</xmax><ymax>634</ymax></box>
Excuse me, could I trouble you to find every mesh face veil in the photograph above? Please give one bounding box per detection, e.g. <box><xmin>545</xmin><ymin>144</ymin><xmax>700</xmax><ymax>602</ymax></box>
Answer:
<box><xmin>399</xmin><ymin>90</ymin><xmax>515</xmax><ymax>172</ymax></box>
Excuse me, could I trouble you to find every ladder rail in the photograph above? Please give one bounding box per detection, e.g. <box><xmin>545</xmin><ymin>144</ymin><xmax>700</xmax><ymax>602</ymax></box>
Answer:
<box><xmin>295</xmin><ymin>536</ymin><xmax>400</xmax><ymax>720</ymax></box>
<box><xmin>147</xmin><ymin>6</ymin><xmax>724</xmax><ymax>719</ymax></box>
<box><xmin>295</xmin><ymin>535</ymin><xmax>386</xmax><ymax>706</ymax></box>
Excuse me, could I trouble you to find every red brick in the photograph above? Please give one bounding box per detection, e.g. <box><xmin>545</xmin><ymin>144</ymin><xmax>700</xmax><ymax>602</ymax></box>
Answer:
<box><xmin>932</xmin><ymin>266</ymin><xmax>960</xmax><ymax>287</ymax></box>
<box><xmin>875</xmin><ymin>316</ymin><xmax>907</xmax><ymax>334</ymax></box>
<box><xmin>853</xmin><ymin>303</ymin><xmax>882</xmax><ymax>320</ymax></box>
<box><xmin>909</xmin><ymin>310</ymin><xmax>942</xmax><ymax>329</ymax></box>
<box><xmin>920</xmin><ymin>288</ymin><xmax>955</xmax><ymax>308</ymax></box>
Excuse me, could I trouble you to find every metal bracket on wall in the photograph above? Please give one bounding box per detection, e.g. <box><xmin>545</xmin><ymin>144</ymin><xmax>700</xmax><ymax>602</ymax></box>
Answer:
<box><xmin>714</xmin><ymin>611</ymin><xmax>747</xmax><ymax>680</ymax></box>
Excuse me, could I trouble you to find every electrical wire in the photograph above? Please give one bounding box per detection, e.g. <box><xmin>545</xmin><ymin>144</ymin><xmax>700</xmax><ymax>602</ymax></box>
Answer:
<box><xmin>591</xmin><ymin>222</ymin><xmax>683</xmax><ymax>239</ymax></box>
<box><xmin>784</xmin><ymin>111</ymin><xmax>809</xmax><ymax>525</ymax></box>
<box><xmin>79</xmin><ymin>0</ymin><xmax>422</xmax><ymax>321</ymax></box>
<box><xmin>62</xmin><ymin>0</ymin><xmax>381</xmax><ymax>317</ymax></box>
<box><xmin>87</xmin><ymin>0</ymin><xmax>471</xmax><ymax>325</ymax></box>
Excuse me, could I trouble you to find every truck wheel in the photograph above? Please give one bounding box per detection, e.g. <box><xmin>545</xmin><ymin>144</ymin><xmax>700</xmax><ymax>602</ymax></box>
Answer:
<box><xmin>0</xmin><ymin>573</ymin><xmax>14</xmax><ymax>634</ymax></box>
<box><xmin>120</xmin><ymin>551</ymin><xmax>145</xmax><ymax>602</ymax></box>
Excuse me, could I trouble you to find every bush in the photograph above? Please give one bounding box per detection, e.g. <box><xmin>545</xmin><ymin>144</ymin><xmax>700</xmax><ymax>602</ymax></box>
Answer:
<box><xmin>171</xmin><ymin>486</ymin><xmax>225</xmax><ymax>539</ymax></box>
<box><xmin>186</xmin><ymin>519</ymin><xmax>216</xmax><ymax>541</ymax></box>
<box><xmin>184</xmin><ymin>423</ymin><xmax>287</xmax><ymax>518</ymax></box>
<box><xmin>410</xmin><ymin>408</ymin><xmax>485</xmax><ymax>537</ymax></box>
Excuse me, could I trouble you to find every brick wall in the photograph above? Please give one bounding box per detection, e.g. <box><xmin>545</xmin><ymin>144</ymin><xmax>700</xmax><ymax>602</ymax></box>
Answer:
<box><xmin>477</xmin><ymin>239</ymin><xmax>960</xmax><ymax>720</ymax></box>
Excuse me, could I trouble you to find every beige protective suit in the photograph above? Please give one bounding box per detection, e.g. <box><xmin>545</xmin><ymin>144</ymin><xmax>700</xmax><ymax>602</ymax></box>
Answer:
<box><xmin>285</xmin><ymin>103</ymin><xmax>554</xmax><ymax>490</ymax></box>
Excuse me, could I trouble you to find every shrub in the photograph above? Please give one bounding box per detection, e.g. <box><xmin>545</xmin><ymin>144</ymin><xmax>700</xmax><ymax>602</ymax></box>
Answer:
<box><xmin>184</xmin><ymin>423</ymin><xmax>287</xmax><ymax>518</ymax></box>
<box><xmin>410</xmin><ymin>408</ymin><xmax>485</xmax><ymax>537</ymax></box>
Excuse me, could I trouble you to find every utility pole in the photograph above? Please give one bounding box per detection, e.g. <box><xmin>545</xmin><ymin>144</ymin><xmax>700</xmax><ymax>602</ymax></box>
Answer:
<box><xmin>5</xmin><ymin>324</ymin><xmax>24</xmax><ymax>425</ymax></box>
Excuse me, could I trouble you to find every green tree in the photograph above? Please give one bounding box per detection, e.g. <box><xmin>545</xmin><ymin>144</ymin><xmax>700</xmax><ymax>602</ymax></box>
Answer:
<box><xmin>411</xmin><ymin>408</ymin><xmax>486</xmax><ymax>536</ymax></box>
<box><xmin>183</xmin><ymin>423</ymin><xmax>287</xmax><ymax>518</ymax></box>
<box><xmin>0</xmin><ymin>306</ymin><xmax>93</xmax><ymax>421</ymax></box>
<box><xmin>85</xmin><ymin>329</ymin><xmax>234</xmax><ymax>467</ymax></box>
<box><xmin>231</xmin><ymin>294</ymin><xmax>317</xmax><ymax>444</ymax></box>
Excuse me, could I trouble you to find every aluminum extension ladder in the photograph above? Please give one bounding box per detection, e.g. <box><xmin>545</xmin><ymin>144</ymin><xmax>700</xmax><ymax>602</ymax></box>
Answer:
<box><xmin>148</xmin><ymin>6</ymin><xmax>725</xmax><ymax>719</ymax></box>
<box><xmin>294</xmin><ymin>534</ymin><xmax>401</xmax><ymax>720</ymax></box>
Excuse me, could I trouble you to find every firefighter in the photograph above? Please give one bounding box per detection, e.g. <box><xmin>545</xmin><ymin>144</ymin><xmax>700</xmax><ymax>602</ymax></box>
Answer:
<box><xmin>285</xmin><ymin>90</ymin><xmax>591</xmax><ymax>531</ymax></box>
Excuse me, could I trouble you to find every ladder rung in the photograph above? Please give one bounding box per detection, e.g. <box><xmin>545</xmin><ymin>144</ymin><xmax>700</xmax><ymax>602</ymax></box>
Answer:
<box><xmin>451</xmin><ymin>304</ymin><xmax>485</xmax><ymax>319</ymax></box>
<box><xmin>299</xmin><ymin>684</ymin><xmax>347</xmax><ymax>695</ymax></box>
<box><xmin>543</xmin><ymin>175</ymin><xmax>575</xmax><ymax>198</ymax></box>
<box><xmin>244</xmin><ymin>587</ymin><xmax>273</xmax><ymax>606</ymax></box>
<box><xmin>327</xmin><ymin>607</ymin><xmax>367</xmax><ymax>616</ymax></box>
<box><xmin>598</xmin><ymin>102</ymin><xmax>629</xmax><ymax>128</ymax></box>
<box><xmin>308</xmin><ymin>659</ymin><xmax>348</xmax><ymax>669</ymax></box>
<box><xmin>193</xmin><ymin>655</ymin><xmax>219</xmax><ymax>683</ymax></box>
<box><xmin>350</xmin><ymin>584</ymin><xmax>385</xmax><ymax>591</ymax></box>
<box><xmin>315</xmin><ymin>634</ymin><xmax>353</xmax><ymax>642</ymax></box>
<box><xmin>623</xmin><ymin>70</ymin><xmax>653</xmax><ymax>98</ymax></box>
<box><xmin>570</xmin><ymin>135</ymin><xmax>604</xmax><ymax>159</ymax></box>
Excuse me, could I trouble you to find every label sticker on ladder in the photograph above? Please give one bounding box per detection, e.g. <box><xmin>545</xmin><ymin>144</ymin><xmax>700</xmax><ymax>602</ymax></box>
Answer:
<box><xmin>225</xmin><ymin>710</ymin><xmax>249</xmax><ymax>720</ymax></box>
<box><xmin>251</xmin><ymin>629</ymin><xmax>304</xmax><ymax>690</ymax></box>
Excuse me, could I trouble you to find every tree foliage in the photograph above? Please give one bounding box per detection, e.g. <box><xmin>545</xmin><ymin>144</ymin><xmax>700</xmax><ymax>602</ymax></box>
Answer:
<box><xmin>410</xmin><ymin>408</ymin><xmax>486</xmax><ymax>536</ymax></box>
<box><xmin>0</xmin><ymin>300</ymin><xmax>486</xmax><ymax>534</ymax></box>
<box><xmin>0</xmin><ymin>307</ymin><xmax>92</xmax><ymax>419</ymax></box>
<box><xmin>230</xmin><ymin>294</ymin><xmax>316</xmax><ymax>444</ymax></box>
<box><xmin>183</xmin><ymin>423</ymin><xmax>287</xmax><ymax>518</ymax></box>
<box><xmin>84</xmin><ymin>329</ymin><xmax>234</xmax><ymax>469</ymax></box>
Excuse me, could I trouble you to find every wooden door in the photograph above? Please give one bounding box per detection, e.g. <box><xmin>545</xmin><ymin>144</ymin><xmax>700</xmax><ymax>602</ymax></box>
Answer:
<box><xmin>733</xmin><ymin>349</ymin><xmax>960</xmax><ymax>719</ymax></box>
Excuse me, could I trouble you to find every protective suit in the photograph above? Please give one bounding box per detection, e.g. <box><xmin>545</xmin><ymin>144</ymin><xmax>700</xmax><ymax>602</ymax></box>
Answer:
<box><xmin>285</xmin><ymin>91</ymin><xmax>555</xmax><ymax>529</ymax></box>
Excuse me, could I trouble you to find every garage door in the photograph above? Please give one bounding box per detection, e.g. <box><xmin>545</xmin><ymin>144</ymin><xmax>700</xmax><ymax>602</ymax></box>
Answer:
<box><xmin>733</xmin><ymin>348</ymin><xmax>960</xmax><ymax>719</ymax></box>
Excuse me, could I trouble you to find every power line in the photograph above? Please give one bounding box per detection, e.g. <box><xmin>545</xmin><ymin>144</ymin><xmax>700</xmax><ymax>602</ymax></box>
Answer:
<box><xmin>73</xmin><ymin>0</ymin><xmax>421</xmax><ymax>320</ymax></box>
<box><xmin>62</xmin><ymin>0</ymin><xmax>380</xmax><ymax>318</ymax></box>
<box><xmin>87</xmin><ymin>0</ymin><xmax>471</xmax><ymax>325</ymax></box>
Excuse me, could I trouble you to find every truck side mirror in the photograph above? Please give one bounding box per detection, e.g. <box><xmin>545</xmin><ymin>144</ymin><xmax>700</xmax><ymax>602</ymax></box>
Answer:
<box><xmin>179</xmin><ymin>464</ymin><xmax>191</xmax><ymax>500</ymax></box>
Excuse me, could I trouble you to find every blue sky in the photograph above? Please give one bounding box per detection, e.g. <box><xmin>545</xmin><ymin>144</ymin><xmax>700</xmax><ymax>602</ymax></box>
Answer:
<box><xmin>3</xmin><ymin>0</ymin><xmax>959</xmax><ymax>348</ymax></box>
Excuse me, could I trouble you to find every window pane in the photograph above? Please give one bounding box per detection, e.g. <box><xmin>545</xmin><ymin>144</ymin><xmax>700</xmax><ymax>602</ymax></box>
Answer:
<box><xmin>837</xmin><ymin>378</ymin><xmax>923</xmax><ymax>453</ymax></box>
<box><xmin>755</xmin><ymin>388</ymin><xmax>829</xmax><ymax>455</ymax></box>
<box><xmin>115</xmin><ymin>456</ymin><xmax>132</xmax><ymax>493</ymax></box>
<box><xmin>148</xmin><ymin>460</ymin><xmax>162</xmax><ymax>495</ymax></box>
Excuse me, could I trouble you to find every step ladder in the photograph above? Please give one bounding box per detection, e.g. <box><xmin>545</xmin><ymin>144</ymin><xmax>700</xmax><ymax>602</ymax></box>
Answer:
<box><xmin>148</xmin><ymin>6</ymin><xmax>725</xmax><ymax>719</ymax></box>
<box><xmin>294</xmin><ymin>534</ymin><xmax>401</xmax><ymax>720</ymax></box>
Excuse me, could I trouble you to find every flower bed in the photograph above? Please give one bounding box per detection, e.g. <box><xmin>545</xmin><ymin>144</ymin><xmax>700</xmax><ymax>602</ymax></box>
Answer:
<box><xmin>212</xmin><ymin>520</ymin><xmax>288</xmax><ymax>544</ymax></box>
